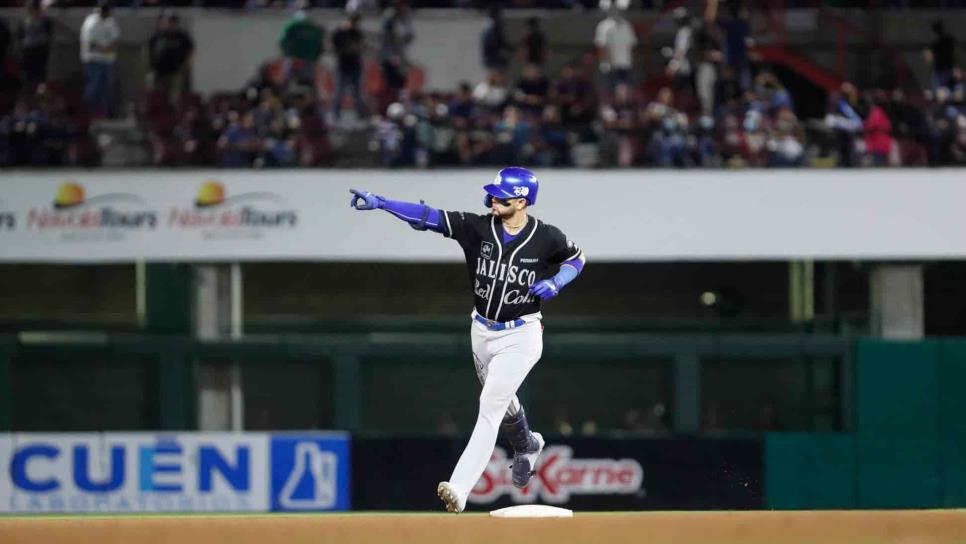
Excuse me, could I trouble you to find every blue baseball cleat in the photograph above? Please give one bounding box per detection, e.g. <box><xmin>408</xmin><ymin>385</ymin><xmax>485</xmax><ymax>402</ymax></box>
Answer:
<box><xmin>510</xmin><ymin>432</ymin><xmax>545</xmax><ymax>488</ymax></box>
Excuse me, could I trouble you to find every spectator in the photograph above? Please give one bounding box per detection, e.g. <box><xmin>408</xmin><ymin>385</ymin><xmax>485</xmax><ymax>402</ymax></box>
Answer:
<box><xmin>420</xmin><ymin>95</ymin><xmax>457</xmax><ymax>167</ymax></box>
<box><xmin>80</xmin><ymin>0</ymin><xmax>121</xmax><ymax>118</ymax></box>
<box><xmin>331</xmin><ymin>12</ymin><xmax>367</xmax><ymax>121</ymax></box>
<box><xmin>718</xmin><ymin>111</ymin><xmax>746</xmax><ymax>166</ymax></box>
<box><xmin>825</xmin><ymin>82</ymin><xmax>863</xmax><ymax>167</ymax></box>
<box><xmin>493</xmin><ymin>104</ymin><xmax>532</xmax><ymax>164</ymax></box>
<box><xmin>512</xmin><ymin>63</ymin><xmax>549</xmax><ymax>116</ymax></box>
<box><xmin>951</xmin><ymin>67</ymin><xmax>965</xmax><ymax>102</ymax></box>
<box><xmin>379</xmin><ymin>0</ymin><xmax>414</xmax><ymax>110</ymax></box>
<box><xmin>252</xmin><ymin>88</ymin><xmax>284</xmax><ymax>137</ymax></box>
<box><xmin>693</xmin><ymin>8</ymin><xmax>722</xmax><ymax>116</ymax></box>
<box><xmin>0</xmin><ymin>95</ymin><xmax>67</xmax><ymax>167</ymax></box>
<box><xmin>740</xmin><ymin>109</ymin><xmax>767</xmax><ymax>167</ymax></box>
<box><xmin>689</xmin><ymin>114</ymin><xmax>719</xmax><ymax>167</ymax></box>
<box><xmin>863</xmin><ymin>90</ymin><xmax>894</xmax><ymax>167</ymax></box>
<box><xmin>278</xmin><ymin>1</ymin><xmax>324</xmax><ymax>88</ymax></box>
<box><xmin>0</xmin><ymin>11</ymin><xmax>14</xmax><ymax>104</ymax></box>
<box><xmin>713</xmin><ymin>64</ymin><xmax>742</xmax><ymax>118</ymax></box>
<box><xmin>261</xmin><ymin>114</ymin><xmax>298</xmax><ymax>167</ymax></box>
<box><xmin>412</xmin><ymin>93</ymin><xmax>442</xmax><ymax>168</ymax></box>
<box><xmin>147</xmin><ymin>11</ymin><xmax>195</xmax><ymax>98</ymax></box>
<box><xmin>754</xmin><ymin>71</ymin><xmax>793</xmax><ymax>113</ymax></box>
<box><xmin>1</xmin><ymin>100</ymin><xmax>42</xmax><ymax>166</ymax></box>
<box><xmin>456</xmin><ymin>112</ymin><xmax>497</xmax><ymax>165</ymax></box>
<box><xmin>218</xmin><ymin>110</ymin><xmax>261</xmax><ymax>167</ymax></box>
<box><xmin>519</xmin><ymin>17</ymin><xmax>547</xmax><ymax>69</ymax></box>
<box><xmin>644</xmin><ymin>86</ymin><xmax>689</xmax><ymax>167</ymax></box>
<box><xmin>173</xmin><ymin>105</ymin><xmax>215</xmax><ymax>166</ymax></box>
<box><xmin>952</xmin><ymin>112</ymin><xmax>966</xmax><ymax>166</ymax></box>
<box><xmin>884</xmin><ymin>88</ymin><xmax>928</xmax><ymax>167</ymax></box>
<box><xmin>926</xmin><ymin>86</ymin><xmax>959</xmax><ymax>166</ymax></box>
<box><xmin>472</xmin><ymin>70</ymin><xmax>508</xmax><ymax>112</ymax></box>
<box><xmin>374</xmin><ymin>101</ymin><xmax>405</xmax><ymax>166</ymax></box>
<box><xmin>923</xmin><ymin>20</ymin><xmax>956</xmax><ymax>91</ymax></box>
<box><xmin>716</xmin><ymin>0</ymin><xmax>752</xmax><ymax>90</ymax></box>
<box><xmin>767</xmin><ymin>106</ymin><xmax>805</xmax><ymax>167</ymax></box>
<box><xmin>666</xmin><ymin>7</ymin><xmax>693</xmax><ymax>93</ymax></box>
<box><xmin>599</xmin><ymin>82</ymin><xmax>639</xmax><ymax>167</ymax></box>
<box><xmin>594</xmin><ymin>0</ymin><xmax>637</xmax><ymax>94</ymax></box>
<box><xmin>554</xmin><ymin>62</ymin><xmax>595</xmax><ymax>129</ymax></box>
<box><xmin>534</xmin><ymin>104</ymin><xmax>571</xmax><ymax>166</ymax></box>
<box><xmin>16</xmin><ymin>0</ymin><xmax>54</xmax><ymax>89</ymax></box>
<box><xmin>481</xmin><ymin>7</ymin><xmax>511</xmax><ymax>74</ymax></box>
<box><xmin>448</xmin><ymin>81</ymin><xmax>474</xmax><ymax>121</ymax></box>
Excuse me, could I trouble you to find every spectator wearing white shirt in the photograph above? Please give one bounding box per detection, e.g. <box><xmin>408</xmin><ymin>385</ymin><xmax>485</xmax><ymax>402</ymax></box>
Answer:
<box><xmin>80</xmin><ymin>0</ymin><xmax>120</xmax><ymax>118</ymax></box>
<box><xmin>594</xmin><ymin>0</ymin><xmax>637</xmax><ymax>94</ymax></box>
<box><xmin>666</xmin><ymin>8</ymin><xmax>693</xmax><ymax>93</ymax></box>
<box><xmin>472</xmin><ymin>70</ymin><xmax>508</xmax><ymax>113</ymax></box>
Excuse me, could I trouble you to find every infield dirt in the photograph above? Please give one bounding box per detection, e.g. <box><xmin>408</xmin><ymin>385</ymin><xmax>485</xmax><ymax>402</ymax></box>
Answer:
<box><xmin>2</xmin><ymin>509</ymin><xmax>966</xmax><ymax>544</ymax></box>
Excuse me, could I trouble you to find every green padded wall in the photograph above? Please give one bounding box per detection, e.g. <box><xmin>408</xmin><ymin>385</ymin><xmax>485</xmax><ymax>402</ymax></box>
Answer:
<box><xmin>768</xmin><ymin>339</ymin><xmax>966</xmax><ymax>509</ymax></box>
<box><xmin>765</xmin><ymin>433</ymin><xmax>856</xmax><ymax>509</ymax></box>
<box><xmin>940</xmin><ymin>340</ymin><xmax>966</xmax><ymax>505</ymax></box>
<box><xmin>856</xmin><ymin>435</ymin><xmax>942</xmax><ymax>508</ymax></box>
<box><xmin>939</xmin><ymin>341</ymin><xmax>966</xmax><ymax>435</ymax></box>
<box><xmin>855</xmin><ymin>340</ymin><xmax>940</xmax><ymax>435</ymax></box>
<box><xmin>942</xmin><ymin>435</ymin><xmax>966</xmax><ymax>507</ymax></box>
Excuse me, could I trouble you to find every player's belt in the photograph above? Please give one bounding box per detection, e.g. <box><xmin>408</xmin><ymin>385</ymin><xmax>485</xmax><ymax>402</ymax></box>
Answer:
<box><xmin>473</xmin><ymin>314</ymin><xmax>526</xmax><ymax>331</ymax></box>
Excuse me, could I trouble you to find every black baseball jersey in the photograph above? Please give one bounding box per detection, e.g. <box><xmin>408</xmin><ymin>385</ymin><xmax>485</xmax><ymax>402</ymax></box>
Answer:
<box><xmin>442</xmin><ymin>210</ymin><xmax>582</xmax><ymax>322</ymax></box>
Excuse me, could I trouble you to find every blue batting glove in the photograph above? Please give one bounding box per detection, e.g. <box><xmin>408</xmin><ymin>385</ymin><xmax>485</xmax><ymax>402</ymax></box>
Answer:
<box><xmin>529</xmin><ymin>278</ymin><xmax>563</xmax><ymax>300</ymax></box>
<box><xmin>349</xmin><ymin>189</ymin><xmax>385</xmax><ymax>210</ymax></box>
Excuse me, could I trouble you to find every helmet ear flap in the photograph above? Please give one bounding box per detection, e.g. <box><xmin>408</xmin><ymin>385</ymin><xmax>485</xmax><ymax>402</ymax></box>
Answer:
<box><xmin>483</xmin><ymin>194</ymin><xmax>493</xmax><ymax>208</ymax></box>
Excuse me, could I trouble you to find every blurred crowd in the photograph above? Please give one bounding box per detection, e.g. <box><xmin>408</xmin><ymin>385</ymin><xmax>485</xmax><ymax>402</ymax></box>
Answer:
<box><xmin>0</xmin><ymin>0</ymin><xmax>964</xmax><ymax>168</ymax></box>
<box><xmin>367</xmin><ymin>3</ymin><xmax>965</xmax><ymax>169</ymax></box>
<box><xmin>3</xmin><ymin>1</ymin><xmax>964</xmax><ymax>9</ymax></box>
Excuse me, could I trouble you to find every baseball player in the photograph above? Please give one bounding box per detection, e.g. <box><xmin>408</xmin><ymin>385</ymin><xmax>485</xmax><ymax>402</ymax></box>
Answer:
<box><xmin>349</xmin><ymin>167</ymin><xmax>585</xmax><ymax>513</ymax></box>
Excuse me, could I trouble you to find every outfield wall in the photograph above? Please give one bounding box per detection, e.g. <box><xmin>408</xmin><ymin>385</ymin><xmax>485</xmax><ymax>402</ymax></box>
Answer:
<box><xmin>0</xmin><ymin>432</ymin><xmax>761</xmax><ymax>514</ymax></box>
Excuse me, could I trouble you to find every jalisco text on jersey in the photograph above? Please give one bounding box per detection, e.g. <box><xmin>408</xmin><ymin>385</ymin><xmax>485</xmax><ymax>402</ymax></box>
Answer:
<box><xmin>27</xmin><ymin>207</ymin><xmax>158</xmax><ymax>229</ymax></box>
<box><xmin>475</xmin><ymin>258</ymin><xmax>538</xmax><ymax>286</ymax></box>
<box><xmin>168</xmin><ymin>207</ymin><xmax>298</xmax><ymax>228</ymax></box>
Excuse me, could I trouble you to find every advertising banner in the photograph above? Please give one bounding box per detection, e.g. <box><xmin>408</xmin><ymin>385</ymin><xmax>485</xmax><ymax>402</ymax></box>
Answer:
<box><xmin>352</xmin><ymin>436</ymin><xmax>762</xmax><ymax>511</ymax></box>
<box><xmin>0</xmin><ymin>432</ymin><xmax>350</xmax><ymax>513</ymax></box>
<box><xmin>2</xmin><ymin>169</ymin><xmax>965</xmax><ymax>262</ymax></box>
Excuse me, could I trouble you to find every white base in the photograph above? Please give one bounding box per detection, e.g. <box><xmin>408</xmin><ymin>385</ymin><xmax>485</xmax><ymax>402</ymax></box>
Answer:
<box><xmin>489</xmin><ymin>505</ymin><xmax>574</xmax><ymax>518</ymax></box>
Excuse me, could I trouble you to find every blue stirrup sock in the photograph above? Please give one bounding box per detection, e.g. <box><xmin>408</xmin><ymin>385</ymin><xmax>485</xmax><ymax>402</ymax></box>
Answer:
<box><xmin>501</xmin><ymin>407</ymin><xmax>538</xmax><ymax>453</ymax></box>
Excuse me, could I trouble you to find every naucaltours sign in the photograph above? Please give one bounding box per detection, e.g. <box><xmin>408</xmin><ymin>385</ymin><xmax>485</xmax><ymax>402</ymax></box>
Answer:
<box><xmin>2</xmin><ymin>169</ymin><xmax>965</xmax><ymax>262</ymax></box>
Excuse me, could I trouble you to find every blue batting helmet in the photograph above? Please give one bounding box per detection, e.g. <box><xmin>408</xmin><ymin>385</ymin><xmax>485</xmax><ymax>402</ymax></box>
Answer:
<box><xmin>483</xmin><ymin>167</ymin><xmax>539</xmax><ymax>207</ymax></box>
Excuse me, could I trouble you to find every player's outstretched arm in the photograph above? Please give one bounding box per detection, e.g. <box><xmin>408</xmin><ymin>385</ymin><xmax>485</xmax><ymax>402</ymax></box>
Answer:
<box><xmin>529</xmin><ymin>252</ymin><xmax>586</xmax><ymax>300</ymax></box>
<box><xmin>349</xmin><ymin>188</ymin><xmax>447</xmax><ymax>234</ymax></box>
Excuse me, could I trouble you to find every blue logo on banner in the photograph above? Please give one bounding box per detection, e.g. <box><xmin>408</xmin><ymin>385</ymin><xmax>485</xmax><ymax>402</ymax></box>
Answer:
<box><xmin>270</xmin><ymin>435</ymin><xmax>349</xmax><ymax>512</ymax></box>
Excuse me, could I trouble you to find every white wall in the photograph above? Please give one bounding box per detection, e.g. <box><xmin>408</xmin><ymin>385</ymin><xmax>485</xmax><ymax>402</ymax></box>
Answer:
<box><xmin>1</xmin><ymin>168</ymin><xmax>965</xmax><ymax>263</ymax></box>
<box><xmin>192</xmin><ymin>11</ymin><xmax>488</xmax><ymax>95</ymax></box>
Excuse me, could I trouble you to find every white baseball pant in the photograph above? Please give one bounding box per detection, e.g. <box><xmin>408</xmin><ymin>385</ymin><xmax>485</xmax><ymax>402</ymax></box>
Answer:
<box><xmin>446</xmin><ymin>318</ymin><xmax>543</xmax><ymax>508</ymax></box>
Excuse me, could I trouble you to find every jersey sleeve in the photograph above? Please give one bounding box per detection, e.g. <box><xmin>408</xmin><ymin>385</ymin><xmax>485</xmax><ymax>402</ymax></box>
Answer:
<box><xmin>441</xmin><ymin>210</ymin><xmax>486</xmax><ymax>248</ymax></box>
<box><xmin>547</xmin><ymin>224</ymin><xmax>582</xmax><ymax>265</ymax></box>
